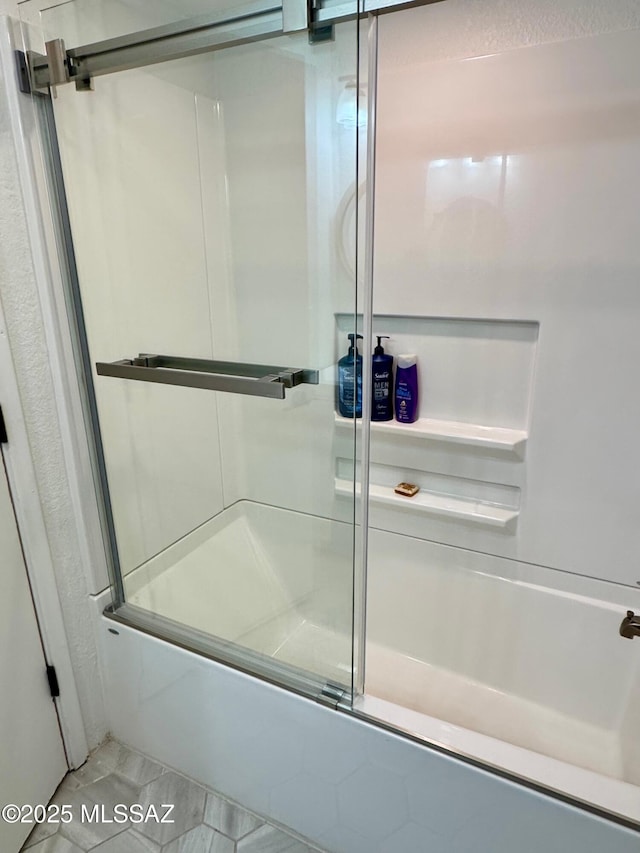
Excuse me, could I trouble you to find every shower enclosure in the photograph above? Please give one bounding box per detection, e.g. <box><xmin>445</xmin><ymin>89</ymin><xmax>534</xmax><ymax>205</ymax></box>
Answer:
<box><xmin>17</xmin><ymin>0</ymin><xmax>640</xmax><ymax>833</ymax></box>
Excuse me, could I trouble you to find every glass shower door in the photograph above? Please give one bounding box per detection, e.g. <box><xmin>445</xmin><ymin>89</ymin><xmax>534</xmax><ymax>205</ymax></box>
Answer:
<box><xmin>25</xmin><ymin>0</ymin><xmax>364</xmax><ymax>699</ymax></box>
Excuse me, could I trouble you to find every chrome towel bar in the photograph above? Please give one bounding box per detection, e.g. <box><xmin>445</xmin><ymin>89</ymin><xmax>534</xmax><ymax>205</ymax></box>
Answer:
<box><xmin>96</xmin><ymin>353</ymin><xmax>318</xmax><ymax>400</ymax></box>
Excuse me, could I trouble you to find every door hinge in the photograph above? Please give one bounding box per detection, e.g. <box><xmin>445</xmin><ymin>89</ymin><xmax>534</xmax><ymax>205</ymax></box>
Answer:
<box><xmin>0</xmin><ymin>405</ymin><xmax>8</xmax><ymax>443</ymax></box>
<box><xmin>46</xmin><ymin>665</ymin><xmax>60</xmax><ymax>698</ymax></box>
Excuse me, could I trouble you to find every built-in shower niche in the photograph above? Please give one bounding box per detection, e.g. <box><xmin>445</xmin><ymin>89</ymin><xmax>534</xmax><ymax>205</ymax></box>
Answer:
<box><xmin>334</xmin><ymin>314</ymin><xmax>537</xmax><ymax>532</ymax></box>
<box><xmin>335</xmin><ymin>313</ymin><xmax>538</xmax><ymax>434</ymax></box>
<box><xmin>335</xmin><ymin>458</ymin><xmax>520</xmax><ymax>528</ymax></box>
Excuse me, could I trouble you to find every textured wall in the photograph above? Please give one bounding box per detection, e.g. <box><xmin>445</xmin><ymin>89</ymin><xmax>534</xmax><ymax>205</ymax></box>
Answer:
<box><xmin>0</xmin><ymin>18</ymin><xmax>106</xmax><ymax>750</ymax></box>
<box><xmin>383</xmin><ymin>0</ymin><xmax>640</xmax><ymax>66</ymax></box>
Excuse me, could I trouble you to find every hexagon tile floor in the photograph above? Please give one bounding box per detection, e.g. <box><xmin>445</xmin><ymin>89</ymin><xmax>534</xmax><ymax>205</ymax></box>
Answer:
<box><xmin>21</xmin><ymin>739</ymin><xmax>329</xmax><ymax>853</ymax></box>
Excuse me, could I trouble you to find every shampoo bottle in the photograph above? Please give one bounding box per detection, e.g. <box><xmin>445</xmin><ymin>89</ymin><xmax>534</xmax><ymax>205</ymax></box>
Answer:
<box><xmin>337</xmin><ymin>333</ymin><xmax>363</xmax><ymax>418</ymax></box>
<box><xmin>394</xmin><ymin>354</ymin><xmax>419</xmax><ymax>423</ymax></box>
<box><xmin>372</xmin><ymin>335</ymin><xmax>394</xmax><ymax>421</ymax></box>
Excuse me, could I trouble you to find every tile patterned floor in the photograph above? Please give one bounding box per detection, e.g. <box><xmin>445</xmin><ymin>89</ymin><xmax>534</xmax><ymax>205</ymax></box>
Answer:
<box><xmin>21</xmin><ymin>740</ymin><xmax>329</xmax><ymax>853</ymax></box>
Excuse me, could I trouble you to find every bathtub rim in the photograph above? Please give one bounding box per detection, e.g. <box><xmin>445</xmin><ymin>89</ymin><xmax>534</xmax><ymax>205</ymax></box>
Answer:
<box><xmin>353</xmin><ymin>692</ymin><xmax>640</xmax><ymax>828</ymax></box>
<box><xmin>104</xmin><ymin>601</ymin><xmax>351</xmax><ymax>708</ymax></box>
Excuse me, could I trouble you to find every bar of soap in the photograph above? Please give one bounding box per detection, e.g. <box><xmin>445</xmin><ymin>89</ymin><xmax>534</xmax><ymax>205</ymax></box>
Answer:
<box><xmin>394</xmin><ymin>482</ymin><xmax>420</xmax><ymax>497</ymax></box>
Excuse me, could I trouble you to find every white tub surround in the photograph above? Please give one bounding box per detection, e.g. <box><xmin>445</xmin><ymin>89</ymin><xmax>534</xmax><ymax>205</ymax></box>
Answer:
<box><xmin>99</xmin><ymin>620</ymin><xmax>640</xmax><ymax>853</ymax></box>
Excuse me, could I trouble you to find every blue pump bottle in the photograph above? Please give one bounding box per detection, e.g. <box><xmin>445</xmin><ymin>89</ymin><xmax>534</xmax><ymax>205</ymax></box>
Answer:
<box><xmin>372</xmin><ymin>335</ymin><xmax>394</xmax><ymax>421</ymax></box>
<box><xmin>337</xmin><ymin>333</ymin><xmax>363</xmax><ymax>418</ymax></box>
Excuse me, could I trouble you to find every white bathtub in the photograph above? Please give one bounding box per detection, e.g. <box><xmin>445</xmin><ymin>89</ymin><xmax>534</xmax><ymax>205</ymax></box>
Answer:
<box><xmin>363</xmin><ymin>529</ymin><xmax>640</xmax><ymax>822</ymax></box>
<box><xmin>125</xmin><ymin>500</ymin><xmax>353</xmax><ymax>684</ymax></box>
<box><xmin>124</xmin><ymin>500</ymin><xmax>640</xmax><ymax>822</ymax></box>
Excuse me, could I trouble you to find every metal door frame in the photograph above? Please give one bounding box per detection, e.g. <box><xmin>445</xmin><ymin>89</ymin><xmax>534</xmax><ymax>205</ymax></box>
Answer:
<box><xmin>18</xmin><ymin>0</ymin><xmax>443</xmax><ymax>94</ymax></box>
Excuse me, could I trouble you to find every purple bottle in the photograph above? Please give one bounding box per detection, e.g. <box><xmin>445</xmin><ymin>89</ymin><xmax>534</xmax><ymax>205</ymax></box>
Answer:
<box><xmin>394</xmin><ymin>355</ymin><xmax>419</xmax><ymax>423</ymax></box>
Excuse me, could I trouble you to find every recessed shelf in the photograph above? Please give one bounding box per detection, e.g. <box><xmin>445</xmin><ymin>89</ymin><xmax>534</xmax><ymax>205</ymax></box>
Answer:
<box><xmin>335</xmin><ymin>479</ymin><xmax>518</xmax><ymax>529</ymax></box>
<box><xmin>334</xmin><ymin>414</ymin><xmax>527</xmax><ymax>454</ymax></box>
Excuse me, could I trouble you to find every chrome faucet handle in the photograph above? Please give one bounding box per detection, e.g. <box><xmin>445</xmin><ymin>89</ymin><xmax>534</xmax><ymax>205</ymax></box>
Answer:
<box><xmin>619</xmin><ymin>610</ymin><xmax>640</xmax><ymax>639</ymax></box>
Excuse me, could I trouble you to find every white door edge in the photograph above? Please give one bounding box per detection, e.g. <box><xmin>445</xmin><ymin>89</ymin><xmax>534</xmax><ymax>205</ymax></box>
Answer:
<box><xmin>0</xmin><ymin>310</ymin><xmax>89</xmax><ymax>768</ymax></box>
<box><xmin>0</xmin><ymin>17</ymin><xmax>90</xmax><ymax>769</ymax></box>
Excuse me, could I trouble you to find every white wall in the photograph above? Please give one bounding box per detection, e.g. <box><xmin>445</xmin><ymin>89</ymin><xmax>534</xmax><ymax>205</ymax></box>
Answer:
<box><xmin>369</xmin><ymin>3</ymin><xmax>640</xmax><ymax>589</ymax></box>
<box><xmin>381</xmin><ymin>0</ymin><xmax>640</xmax><ymax>61</ymax></box>
<box><xmin>214</xmin><ymin>27</ymin><xmax>361</xmax><ymax>524</ymax></box>
<box><xmin>52</xmin><ymin>67</ymin><xmax>227</xmax><ymax>574</ymax></box>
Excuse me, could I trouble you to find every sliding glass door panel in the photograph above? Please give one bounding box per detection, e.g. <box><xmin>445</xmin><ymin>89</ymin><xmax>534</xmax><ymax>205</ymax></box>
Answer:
<box><xmin>30</xmin><ymin>0</ymin><xmax>363</xmax><ymax>698</ymax></box>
